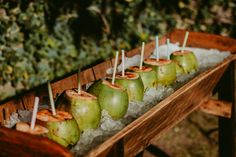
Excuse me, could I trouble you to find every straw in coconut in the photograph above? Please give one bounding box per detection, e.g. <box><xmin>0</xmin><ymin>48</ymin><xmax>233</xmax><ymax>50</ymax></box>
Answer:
<box><xmin>181</xmin><ymin>31</ymin><xmax>189</xmax><ymax>52</ymax></box>
<box><xmin>47</xmin><ymin>81</ymin><xmax>56</xmax><ymax>116</ymax></box>
<box><xmin>77</xmin><ymin>68</ymin><xmax>81</xmax><ymax>94</ymax></box>
<box><xmin>122</xmin><ymin>50</ymin><xmax>125</xmax><ymax>77</ymax></box>
<box><xmin>139</xmin><ymin>42</ymin><xmax>145</xmax><ymax>69</ymax></box>
<box><xmin>155</xmin><ymin>35</ymin><xmax>159</xmax><ymax>60</ymax></box>
<box><xmin>30</xmin><ymin>96</ymin><xmax>39</xmax><ymax>130</ymax></box>
<box><xmin>112</xmin><ymin>51</ymin><xmax>119</xmax><ymax>84</ymax></box>
<box><xmin>166</xmin><ymin>38</ymin><xmax>170</xmax><ymax>60</ymax></box>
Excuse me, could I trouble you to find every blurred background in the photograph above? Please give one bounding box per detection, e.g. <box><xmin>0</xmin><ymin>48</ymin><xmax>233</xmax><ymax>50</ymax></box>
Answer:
<box><xmin>0</xmin><ymin>1</ymin><xmax>235</xmax><ymax>156</ymax></box>
<box><xmin>0</xmin><ymin>0</ymin><xmax>235</xmax><ymax>101</ymax></box>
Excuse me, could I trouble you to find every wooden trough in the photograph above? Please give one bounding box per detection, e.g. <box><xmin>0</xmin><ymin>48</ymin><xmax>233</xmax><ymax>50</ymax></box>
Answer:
<box><xmin>0</xmin><ymin>30</ymin><xmax>235</xmax><ymax>157</ymax></box>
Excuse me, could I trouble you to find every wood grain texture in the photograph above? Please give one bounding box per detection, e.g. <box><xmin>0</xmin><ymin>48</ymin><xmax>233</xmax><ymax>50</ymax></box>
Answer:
<box><xmin>21</xmin><ymin>87</ymin><xmax>49</xmax><ymax>111</ymax></box>
<box><xmin>51</xmin><ymin>74</ymin><xmax>78</xmax><ymax>97</ymax></box>
<box><xmin>92</xmin><ymin>60</ymin><xmax>112</xmax><ymax>80</ymax></box>
<box><xmin>87</xmin><ymin>139</ymin><xmax>124</xmax><ymax>157</ymax></box>
<box><xmin>0</xmin><ymin>106</ymin><xmax>4</xmax><ymax>123</ymax></box>
<box><xmin>199</xmin><ymin>98</ymin><xmax>231</xmax><ymax>118</ymax></box>
<box><xmin>0</xmin><ymin>100</ymin><xmax>24</xmax><ymax>124</ymax></box>
<box><xmin>0</xmin><ymin>126</ymin><xmax>72</xmax><ymax>157</ymax></box>
<box><xmin>52</xmin><ymin>68</ymin><xmax>95</xmax><ymax>89</ymax></box>
<box><xmin>79</xmin><ymin>68</ymin><xmax>95</xmax><ymax>85</ymax></box>
<box><xmin>126</xmin><ymin>36</ymin><xmax>167</xmax><ymax>58</ymax></box>
<box><xmin>21</xmin><ymin>92</ymin><xmax>37</xmax><ymax>110</ymax></box>
<box><xmin>110</xmin><ymin>55</ymin><xmax>121</xmax><ymax>67</ymax></box>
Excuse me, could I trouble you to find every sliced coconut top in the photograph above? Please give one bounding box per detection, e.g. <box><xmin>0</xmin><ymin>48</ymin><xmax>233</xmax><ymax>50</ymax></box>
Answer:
<box><xmin>144</xmin><ymin>58</ymin><xmax>172</xmax><ymax>66</ymax></box>
<box><xmin>65</xmin><ymin>89</ymin><xmax>97</xmax><ymax>100</ymax></box>
<box><xmin>128</xmin><ymin>66</ymin><xmax>152</xmax><ymax>72</ymax></box>
<box><xmin>115</xmin><ymin>72</ymin><xmax>139</xmax><ymax>80</ymax></box>
<box><xmin>172</xmin><ymin>50</ymin><xmax>192</xmax><ymax>55</ymax></box>
<box><xmin>102</xmin><ymin>80</ymin><xmax>125</xmax><ymax>90</ymax></box>
<box><xmin>16</xmin><ymin>122</ymin><xmax>48</xmax><ymax>135</ymax></box>
<box><xmin>37</xmin><ymin>109</ymin><xmax>73</xmax><ymax>122</ymax></box>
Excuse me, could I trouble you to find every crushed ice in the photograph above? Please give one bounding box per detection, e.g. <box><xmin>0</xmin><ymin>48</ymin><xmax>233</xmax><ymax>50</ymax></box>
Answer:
<box><xmin>3</xmin><ymin>112</ymin><xmax>20</xmax><ymax>128</ymax></box>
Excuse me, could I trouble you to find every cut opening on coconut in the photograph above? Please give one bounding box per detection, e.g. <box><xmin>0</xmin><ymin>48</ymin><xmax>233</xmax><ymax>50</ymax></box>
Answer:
<box><xmin>66</xmin><ymin>89</ymin><xmax>97</xmax><ymax>100</ymax></box>
<box><xmin>37</xmin><ymin>109</ymin><xmax>73</xmax><ymax>122</ymax></box>
<box><xmin>102</xmin><ymin>80</ymin><xmax>124</xmax><ymax>90</ymax></box>
<box><xmin>172</xmin><ymin>50</ymin><xmax>192</xmax><ymax>55</ymax></box>
<box><xmin>115</xmin><ymin>72</ymin><xmax>139</xmax><ymax>80</ymax></box>
<box><xmin>144</xmin><ymin>58</ymin><xmax>172</xmax><ymax>66</ymax></box>
<box><xmin>16</xmin><ymin>122</ymin><xmax>48</xmax><ymax>135</ymax></box>
<box><xmin>128</xmin><ymin>66</ymin><xmax>152</xmax><ymax>72</ymax></box>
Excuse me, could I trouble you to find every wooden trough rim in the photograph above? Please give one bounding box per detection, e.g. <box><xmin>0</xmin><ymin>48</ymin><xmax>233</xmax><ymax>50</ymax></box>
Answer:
<box><xmin>0</xmin><ymin>125</ymin><xmax>72</xmax><ymax>157</ymax></box>
<box><xmin>0</xmin><ymin>30</ymin><xmax>235</xmax><ymax>157</ymax></box>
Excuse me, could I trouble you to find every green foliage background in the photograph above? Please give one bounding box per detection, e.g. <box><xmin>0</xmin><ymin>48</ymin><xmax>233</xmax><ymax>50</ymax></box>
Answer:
<box><xmin>0</xmin><ymin>0</ymin><xmax>235</xmax><ymax>101</ymax></box>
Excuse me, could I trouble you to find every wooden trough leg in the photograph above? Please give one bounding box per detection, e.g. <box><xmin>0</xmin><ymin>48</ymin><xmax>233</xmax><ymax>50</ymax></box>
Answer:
<box><xmin>106</xmin><ymin>139</ymin><xmax>124</xmax><ymax>157</ymax></box>
<box><xmin>218</xmin><ymin>60</ymin><xmax>236</xmax><ymax>157</ymax></box>
<box><xmin>198</xmin><ymin>98</ymin><xmax>232</xmax><ymax>118</ymax></box>
<box><xmin>144</xmin><ymin>145</ymin><xmax>170</xmax><ymax>157</ymax></box>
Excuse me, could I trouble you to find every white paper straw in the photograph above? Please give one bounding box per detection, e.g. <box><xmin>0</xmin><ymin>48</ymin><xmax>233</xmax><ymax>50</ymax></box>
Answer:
<box><xmin>181</xmin><ymin>31</ymin><xmax>189</xmax><ymax>52</ymax></box>
<box><xmin>47</xmin><ymin>81</ymin><xmax>56</xmax><ymax>116</ymax></box>
<box><xmin>30</xmin><ymin>97</ymin><xmax>39</xmax><ymax>130</ymax></box>
<box><xmin>155</xmin><ymin>35</ymin><xmax>159</xmax><ymax>60</ymax></box>
<box><xmin>112</xmin><ymin>51</ymin><xmax>119</xmax><ymax>84</ymax></box>
<box><xmin>78</xmin><ymin>68</ymin><xmax>81</xmax><ymax>94</ymax></box>
<box><xmin>139</xmin><ymin>42</ymin><xmax>145</xmax><ymax>69</ymax></box>
<box><xmin>155</xmin><ymin>35</ymin><xmax>159</xmax><ymax>49</ymax></box>
<box><xmin>122</xmin><ymin>50</ymin><xmax>125</xmax><ymax>77</ymax></box>
<box><xmin>167</xmin><ymin>38</ymin><xmax>170</xmax><ymax>60</ymax></box>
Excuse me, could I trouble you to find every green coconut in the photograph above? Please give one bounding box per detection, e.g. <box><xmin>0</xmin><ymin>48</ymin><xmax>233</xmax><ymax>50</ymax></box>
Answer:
<box><xmin>170</xmin><ymin>50</ymin><xmax>198</xmax><ymax>73</ymax></box>
<box><xmin>128</xmin><ymin>66</ymin><xmax>158</xmax><ymax>91</ymax></box>
<box><xmin>113</xmin><ymin>72</ymin><xmax>144</xmax><ymax>102</ymax></box>
<box><xmin>56</xmin><ymin>90</ymin><xmax>101</xmax><ymax>132</ymax></box>
<box><xmin>46</xmin><ymin>119</ymin><xmax>79</xmax><ymax>147</ymax></box>
<box><xmin>88</xmin><ymin>80</ymin><xmax>129</xmax><ymax>119</ymax></box>
<box><xmin>36</xmin><ymin>109</ymin><xmax>80</xmax><ymax>147</ymax></box>
<box><xmin>144</xmin><ymin>58</ymin><xmax>176</xmax><ymax>86</ymax></box>
<box><xmin>87</xmin><ymin>80</ymin><xmax>103</xmax><ymax>97</ymax></box>
<box><xmin>173</xmin><ymin>61</ymin><xmax>185</xmax><ymax>75</ymax></box>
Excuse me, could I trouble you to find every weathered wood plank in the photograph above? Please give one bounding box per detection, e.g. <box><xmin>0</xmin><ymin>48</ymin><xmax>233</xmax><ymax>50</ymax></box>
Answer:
<box><xmin>0</xmin><ymin>106</ymin><xmax>4</xmax><ymax>124</ymax></box>
<box><xmin>86</xmin><ymin>139</ymin><xmax>124</xmax><ymax>157</ymax></box>
<box><xmin>51</xmin><ymin>69</ymin><xmax>95</xmax><ymax>96</ymax></box>
<box><xmin>79</xmin><ymin>68</ymin><xmax>96</xmax><ymax>85</ymax></box>
<box><xmin>199</xmin><ymin>98</ymin><xmax>231</xmax><ymax>118</ymax></box>
<box><xmin>51</xmin><ymin>74</ymin><xmax>77</xmax><ymax>97</ymax></box>
<box><xmin>21</xmin><ymin>92</ymin><xmax>37</xmax><ymax>110</ymax></box>
<box><xmin>0</xmin><ymin>126</ymin><xmax>72</xmax><ymax>157</ymax></box>
<box><xmin>126</xmin><ymin>36</ymin><xmax>167</xmax><ymax>58</ymax></box>
<box><xmin>0</xmin><ymin>100</ymin><xmax>25</xmax><ymax>125</ymax></box>
<box><xmin>110</xmin><ymin>54</ymin><xmax>121</xmax><ymax>67</ymax></box>
<box><xmin>92</xmin><ymin>60</ymin><xmax>112</xmax><ymax>80</ymax></box>
<box><xmin>1</xmin><ymin>100</ymin><xmax>24</xmax><ymax>122</ymax></box>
